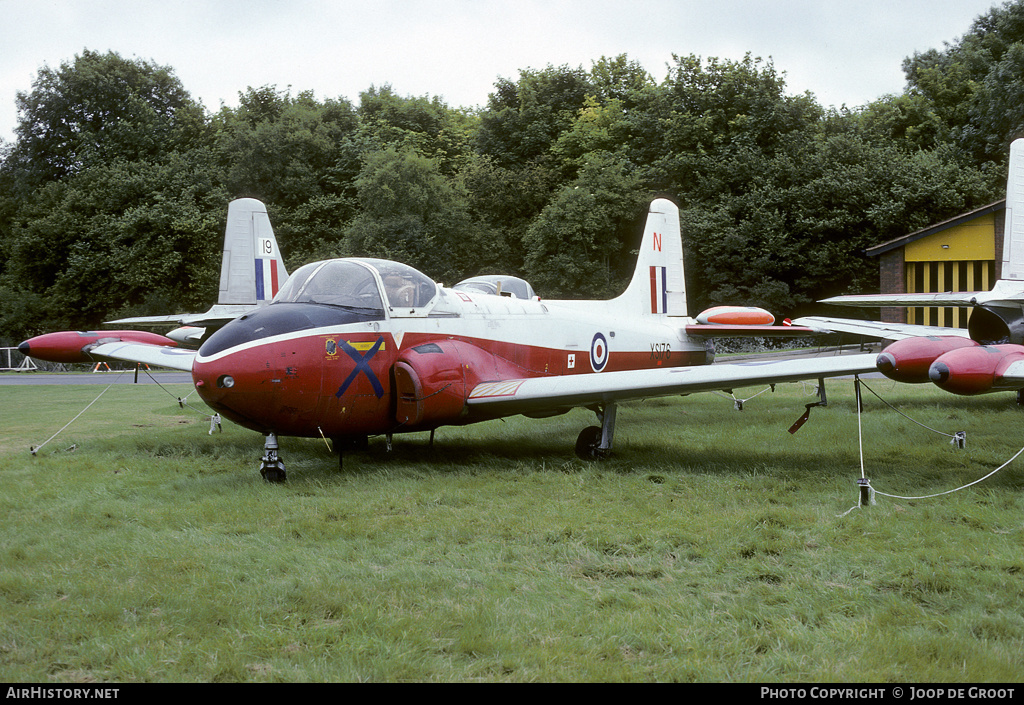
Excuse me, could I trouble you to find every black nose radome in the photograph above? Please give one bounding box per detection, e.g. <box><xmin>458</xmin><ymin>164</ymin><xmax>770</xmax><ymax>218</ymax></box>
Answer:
<box><xmin>876</xmin><ymin>352</ymin><xmax>895</xmax><ymax>375</ymax></box>
<box><xmin>929</xmin><ymin>362</ymin><xmax>950</xmax><ymax>385</ymax></box>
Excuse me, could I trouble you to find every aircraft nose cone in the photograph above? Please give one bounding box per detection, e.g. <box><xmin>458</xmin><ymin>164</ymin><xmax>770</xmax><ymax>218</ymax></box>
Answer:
<box><xmin>929</xmin><ymin>361</ymin><xmax>950</xmax><ymax>385</ymax></box>
<box><xmin>876</xmin><ymin>352</ymin><xmax>895</xmax><ymax>375</ymax></box>
<box><xmin>17</xmin><ymin>340</ymin><xmax>32</xmax><ymax>356</ymax></box>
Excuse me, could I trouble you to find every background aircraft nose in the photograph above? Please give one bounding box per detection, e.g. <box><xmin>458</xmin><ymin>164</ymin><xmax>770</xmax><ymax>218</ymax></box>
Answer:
<box><xmin>875</xmin><ymin>351</ymin><xmax>895</xmax><ymax>375</ymax></box>
<box><xmin>929</xmin><ymin>361</ymin><xmax>950</xmax><ymax>385</ymax></box>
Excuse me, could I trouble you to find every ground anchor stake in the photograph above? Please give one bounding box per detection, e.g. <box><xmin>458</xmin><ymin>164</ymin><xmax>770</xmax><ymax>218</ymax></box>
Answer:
<box><xmin>857</xmin><ymin>477</ymin><xmax>875</xmax><ymax>507</ymax></box>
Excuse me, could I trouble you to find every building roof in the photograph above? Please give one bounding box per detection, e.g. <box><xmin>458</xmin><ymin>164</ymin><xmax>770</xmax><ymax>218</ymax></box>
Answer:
<box><xmin>866</xmin><ymin>200</ymin><xmax>1005</xmax><ymax>256</ymax></box>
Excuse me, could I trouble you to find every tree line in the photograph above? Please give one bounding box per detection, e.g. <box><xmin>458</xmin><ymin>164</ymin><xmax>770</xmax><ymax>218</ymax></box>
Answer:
<box><xmin>3</xmin><ymin>1</ymin><xmax>1024</xmax><ymax>343</ymax></box>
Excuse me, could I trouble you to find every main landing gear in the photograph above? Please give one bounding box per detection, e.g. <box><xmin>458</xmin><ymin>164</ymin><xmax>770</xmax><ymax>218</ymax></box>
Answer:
<box><xmin>260</xmin><ymin>432</ymin><xmax>287</xmax><ymax>483</ymax></box>
<box><xmin>575</xmin><ymin>402</ymin><xmax>617</xmax><ymax>461</ymax></box>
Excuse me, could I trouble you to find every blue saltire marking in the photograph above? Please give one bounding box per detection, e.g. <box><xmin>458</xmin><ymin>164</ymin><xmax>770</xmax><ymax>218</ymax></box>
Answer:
<box><xmin>335</xmin><ymin>337</ymin><xmax>385</xmax><ymax>399</ymax></box>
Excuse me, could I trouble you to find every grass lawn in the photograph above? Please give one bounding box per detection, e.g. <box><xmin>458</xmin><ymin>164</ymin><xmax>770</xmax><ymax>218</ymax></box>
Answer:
<box><xmin>1</xmin><ymin>377</ymin><xmax>1022</xmax><ymax>682</ymax></box>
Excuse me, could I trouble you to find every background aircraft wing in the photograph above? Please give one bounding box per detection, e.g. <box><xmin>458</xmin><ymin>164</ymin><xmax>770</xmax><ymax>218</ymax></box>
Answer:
<box><xmin>820</xmin><ymin>292</ymin><xmax>985</xmax><ymax>307</ymax></box>
<box><xmin>996</xmin><ymin>359</ymin><xmax>1024</xmax><ymax>388</ymax></box>
<box><xmin>820</xmin><ymin>279</ymin><xmax>1024</xmax><ymax>308</ymax></box>
<box><xmin>466</xmin><ymin>354</ymin><xmax>878</xmax><ymax>416</ymax></box>
<box><xmin>107</xmin><ymin>304</ymin><xmax>259</xmax><ymax>329</ymax></box>
<box><xmin>790</xmin><ymin>316</ymin><xmax>972</xmax><ymax>341</ymax></box>
<box><xmin>84</xmin><ymin>342</ymin><xmax>197</xmax><ymax>372</ymax></box>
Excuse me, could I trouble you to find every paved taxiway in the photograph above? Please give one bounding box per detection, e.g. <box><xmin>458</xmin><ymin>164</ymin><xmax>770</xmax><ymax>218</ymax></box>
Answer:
<box><xmin>0</xmin><ymin>372</ymin><xmax>193</xmax><ymax>385</ymax></box>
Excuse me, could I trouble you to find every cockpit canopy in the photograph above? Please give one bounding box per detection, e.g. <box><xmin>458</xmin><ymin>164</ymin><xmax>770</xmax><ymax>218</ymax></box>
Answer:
<box><xmin>273</xmin><ymin>258</ymin><xmax>438</xmax><ymax>313</ymax></box>
<box><xmin>365</xmin><ymin>258</ymin><xmax>438</xmax><ymax>309</ymax></box>
<box><xmin>453</xmin><ymin>275</ymin><xmax>536</xmax><ymax>300</ymax></box>
<box><xmin>201</xmin><ymin>258</ymin><xmax>441</xmax><ymax>357</ymax></box>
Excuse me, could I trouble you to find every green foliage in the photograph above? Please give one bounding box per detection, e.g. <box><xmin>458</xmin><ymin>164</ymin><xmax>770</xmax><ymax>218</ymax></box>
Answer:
<box><xmin>1</xmin><ymin>153</ymin><xmax>227</xmax><ymax>335</ymax></box>
<box><xmin>900</xmin><ymin>0</ymin><xmax>1024</xmax><ymax>165</ymax></box>
<box><xmin>687</xmin><ymin>129</ymin><xmax>992</xmax><ymax>313</ymax></box>
<box><xmin>357</xmin><ymin>84</ymin><xmax>475</xmax><ymax>172</ymax></box>
<box><xmin>524</xmin><ymin>154</ymin><xmax>648</xmax><ymax>298</ymax></box>
<box><xmin>214</xmin><ymin>86</ymin><xmax>359</xmax><ymax>208</ymax></box>
<box><xmin>211</xmin><ymin>87</ymin><xmax>361</xmax><ymax>267</ymax></box>
<box><xmin>475</xmin><ymin>64</ymin><xmax>593</xmax><ymax>167</ymax></box>
<box><xmin>6</xmin><ymin>50</ymin><xmax>208</xmax><ymax>190</ymax></box>
<box><xmin>3</xmin><ymin>2</ymin><xmax>1024</xmax><ymax>339</ymax></box>
<box><xmin>0</xmin><ymin>52</ymin><xmax>225</xmax><ymax>339</ymax></box>
<box><xmin>345</xmin><ymin>148</ymin><xmax>479</xmax><ymax>284</ymax></box>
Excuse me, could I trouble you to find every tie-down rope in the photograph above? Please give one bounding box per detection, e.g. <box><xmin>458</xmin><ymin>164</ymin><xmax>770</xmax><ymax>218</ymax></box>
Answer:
<box><xmin>841</xmin><ymin>376</ymin><xmax>1022</xmax><ymax>513</ymax></box>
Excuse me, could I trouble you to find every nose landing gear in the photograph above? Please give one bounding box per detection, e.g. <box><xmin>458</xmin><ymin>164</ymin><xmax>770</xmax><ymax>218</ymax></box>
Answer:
<box><xmin>260</xmin><ymin>432</ymin><xmax>287</xmax><ymax>482</ymax></box>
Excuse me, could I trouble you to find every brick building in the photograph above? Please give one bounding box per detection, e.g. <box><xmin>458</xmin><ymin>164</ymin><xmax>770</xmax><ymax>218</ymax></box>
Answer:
<box><xmin>867</xmin><ymin>200</ymin><xmax>1005</xmax><ymax>327</ymax></box>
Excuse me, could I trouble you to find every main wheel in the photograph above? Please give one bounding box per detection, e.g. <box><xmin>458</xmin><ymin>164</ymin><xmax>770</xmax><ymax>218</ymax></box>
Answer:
<box><xmin>574</xmin><ymin>426</ymin><xmax>606</xmax><ymax>461</ymax></box>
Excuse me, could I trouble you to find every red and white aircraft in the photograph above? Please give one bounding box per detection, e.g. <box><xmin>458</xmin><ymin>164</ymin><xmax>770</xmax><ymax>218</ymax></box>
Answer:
<box><xmin>794</xmin><ymin>139</ymin><xmax>1024</xmax><ymax>401</ymax></box>
<box><xmin>20</xmin><ymin>197</ymin><xmax>879</xmax><ymax>481</ymax></box>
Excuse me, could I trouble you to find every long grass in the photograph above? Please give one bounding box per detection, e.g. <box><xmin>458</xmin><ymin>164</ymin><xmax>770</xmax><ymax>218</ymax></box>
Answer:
<box><xmin>1</xmin><ymin>376</ymin><xmax>1022</xmax><ymax>682</ymax></box>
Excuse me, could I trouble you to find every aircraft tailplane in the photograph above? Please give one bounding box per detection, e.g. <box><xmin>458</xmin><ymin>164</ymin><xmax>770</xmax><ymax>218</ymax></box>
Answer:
<box><xmin>615</xmin><ymin>198</ymin><xmax>687</xmax><ymax>316</ymax></box>
<box><xmin>219</xmin><ymin>198</ymin><xmax>289</xmax><ymax>306</ymax></box>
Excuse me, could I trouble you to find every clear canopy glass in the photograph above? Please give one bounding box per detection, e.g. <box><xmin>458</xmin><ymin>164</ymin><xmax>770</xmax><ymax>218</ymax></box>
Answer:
<box><xmin>273</xmin><ymin>258</ymin><xmax>437</xmax><ymax>313</ymax></box>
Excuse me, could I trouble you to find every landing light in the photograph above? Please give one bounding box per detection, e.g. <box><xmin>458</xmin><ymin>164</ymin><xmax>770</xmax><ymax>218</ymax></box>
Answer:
<box><xmin>217</xmin><ymin>375</ymin><xmax>235</xmax><ymax>389</ymax></box>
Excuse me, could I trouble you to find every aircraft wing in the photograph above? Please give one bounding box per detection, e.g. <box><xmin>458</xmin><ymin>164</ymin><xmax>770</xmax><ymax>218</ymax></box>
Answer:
<box><xmin>997</xmin><ymin>359</ymin><xmax>1024</xmax><ymax>388</ymax></box>
<box><xmin>683</xmin><ymin>324</ymin><xmax>825</xmax><ymax>337</ymax></box>
<box><xmin>820</xmin><ymin>279</ymin><xmax>1024</xmax><ymax>308</ymax></box>
<box><xmin>466</xmin><ymin>354</ymin><xmax>878</xmax><ymax>416</ymax></box>
<box><xmin>84</xmin><ymin>342</ymin><xmax>197</xmax><ymax>372</ymax></box>
<box><xmin>790</xmin><ymin>316</ymin><xmax>972</xmax><ymax>341</ymax></box>
<box><xmin>107</xmin><ymin>304</ymin><xmax>259</xmax><ymax>329</ymax></box>
<box><xmin>820</xmin><ymin>292</ymin><xmax>984</xmax><ymax>307</ymax></box>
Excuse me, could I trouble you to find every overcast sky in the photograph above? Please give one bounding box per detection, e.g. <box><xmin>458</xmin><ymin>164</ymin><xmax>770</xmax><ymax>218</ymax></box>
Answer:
<box><xmin>0</xmin><ymin>0</ymin><xmax>1005</xmax><ymax>144</ymax></box>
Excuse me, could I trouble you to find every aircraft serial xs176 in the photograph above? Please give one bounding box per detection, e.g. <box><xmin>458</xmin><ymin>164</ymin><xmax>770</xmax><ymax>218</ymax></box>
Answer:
<box><xmin>20</xmin><ymin>197</ymin><xmax>879</xmax><ymax>481</ymax></box>
<box><xmin>794</xmin><ymin>138</ymin><xmax>1024</xmax><ymax>401</ymax></box>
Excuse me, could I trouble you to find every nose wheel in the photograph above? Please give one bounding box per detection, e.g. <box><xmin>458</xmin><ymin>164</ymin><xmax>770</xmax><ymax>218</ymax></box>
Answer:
<box><xmin>259</xmin><ymin>432</ymin><xmax>287</xmax><ymax>482</ymax></box>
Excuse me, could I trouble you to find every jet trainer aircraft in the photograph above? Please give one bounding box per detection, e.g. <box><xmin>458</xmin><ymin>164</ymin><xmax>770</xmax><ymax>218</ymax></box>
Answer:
<box><xmin>794</xmin><ymin>139</ymin><xmax>1024</xmax><ymax>401</ymax></box>
<box><xmin>21</xmin><ymin>197</ymin><xmax>879</xmax><ymax>481</ymax></box>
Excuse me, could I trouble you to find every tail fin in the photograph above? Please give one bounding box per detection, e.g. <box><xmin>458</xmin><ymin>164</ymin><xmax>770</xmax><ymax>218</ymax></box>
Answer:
<box><xmin>615</xmin><ymin>198</ymin><xmax>688</xmax><ymax>316</ymax></box>
<box><xmin>1002</xmin><ymin>139</ymin><xmax>1024</xmax><ymax>281</ymax></box>
<box><xmin>218</xmin><ymin>198</ymin><xmax>289</xmax><ymax>306</ymax></box>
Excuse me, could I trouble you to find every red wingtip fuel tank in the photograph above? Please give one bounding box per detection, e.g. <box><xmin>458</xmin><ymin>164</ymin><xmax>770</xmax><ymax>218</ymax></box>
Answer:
<box><xmin>875</xmin><ymin>336</ymin><xmax>979</xmax><ymax>383</ymax></box>
<box><xmin>928</xmin><ymin>343</ymin><xmax>1024</xmax><ymax>395</ymax></box>
<box><xmin>18</xmin><ymin>330</ymin><xmax>178</xmax><ymax>364</ymax></box>
<box><xmin>696</xmin><ymin>306</ymin><xmax>775</xmax><ymax>325</ymax></box>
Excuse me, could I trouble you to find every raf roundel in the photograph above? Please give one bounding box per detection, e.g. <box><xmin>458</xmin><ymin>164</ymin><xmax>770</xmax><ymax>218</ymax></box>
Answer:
<box><xmin>590</xmin><ymin>332</ymin><xmax>609</xmax><ymax>372</ymax></box>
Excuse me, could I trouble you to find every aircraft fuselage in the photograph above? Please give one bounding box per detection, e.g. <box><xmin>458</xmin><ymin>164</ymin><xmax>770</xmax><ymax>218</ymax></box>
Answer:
<box><xmin>192</xmin><ymin>283</ymin><xmax>708</xmax><ymax>440</ymax></box>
